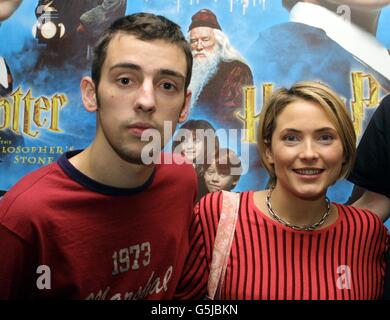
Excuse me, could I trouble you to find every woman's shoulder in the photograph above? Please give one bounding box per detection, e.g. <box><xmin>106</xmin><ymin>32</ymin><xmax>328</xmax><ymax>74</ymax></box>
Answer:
<box><xmin>196</xmin><ymin>191</ymin><xmax>251</xmax><ymax>220</ymax></box>
<box><xmin>335</xmin><ymin>203</ymin><xmax>386</xmax><ymax>228</ymax></box>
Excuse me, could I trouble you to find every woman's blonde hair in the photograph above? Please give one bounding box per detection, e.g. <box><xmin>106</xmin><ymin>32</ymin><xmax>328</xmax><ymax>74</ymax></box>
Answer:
<box><xmin>257</xmin><ymin>81</ymin><xmax>356</xmax><ymax>186</ymax></box>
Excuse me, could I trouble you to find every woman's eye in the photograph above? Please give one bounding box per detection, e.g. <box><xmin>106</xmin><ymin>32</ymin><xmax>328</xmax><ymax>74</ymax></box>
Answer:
<box><xmin>319</xmin><ymin>134</ymin><xmax>335</xmax><ymax>142</ymax></box>
<box><xmin>282</xmin><ymin>135</ymin><xmax>299</xmax><ymax>142</ymax></box>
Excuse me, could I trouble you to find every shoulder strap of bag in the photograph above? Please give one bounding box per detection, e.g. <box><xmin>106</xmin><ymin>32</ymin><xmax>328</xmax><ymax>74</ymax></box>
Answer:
<box><xmin>206</xmin><ymin>191</ymin><xmax>240</xmax><ymax>300</ymax></box>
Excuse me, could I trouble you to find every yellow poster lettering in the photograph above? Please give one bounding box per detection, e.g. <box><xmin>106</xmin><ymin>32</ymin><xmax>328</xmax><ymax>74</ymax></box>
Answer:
<box><xmin>11</xmin><ymin>87</ymin><xmax>23</xmax><ymax>133</ymax></box>
<box><xmin>0</xmin><ymin>87</ymin><xmax>67</xmax><ymax>137</ymax></box>
<box><xmin>351</xmin><ymin>72</ymin><xmax>379</xmax><ymax>136</ymax></box>
<box><xmin>50</xmin><ymin>94</ymin><xmax>67</xmax><ymax>132</ymax></box>
<box><xmin>33</xmin><ymin>96</ymin><xmax>51</xmax><ymax>128</ymax></box>
<box><xmin>0</xmin><ymin>98</ymin><xmax>11</xmax><ymax>130</ymax></box>
<box><xmin>23</xmin><ymin>89</ymin><xmax>37</xmax><ymax>137</ymax></box>
<box><xmin>238</xmin><ymin>84</ymin><xmax>273</xmax><ymax>143</ymax></box>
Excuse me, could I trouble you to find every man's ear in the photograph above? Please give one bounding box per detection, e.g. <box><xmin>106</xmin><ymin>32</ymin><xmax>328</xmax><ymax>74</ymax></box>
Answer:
<box><xmin>178</xmin><ymin>90</ymin><xmax>192</xmax><ymax>123</ymax></box>
<box><xmin>80</xmin><ymin>76</ymin><xmax>98</xmax><ymax>112</ymax></box>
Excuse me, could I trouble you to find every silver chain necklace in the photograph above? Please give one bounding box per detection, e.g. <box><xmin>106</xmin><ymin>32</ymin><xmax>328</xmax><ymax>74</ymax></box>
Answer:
<box><xmin>266</xmin><ymin>188</ymin><xmax>331</xmax><ymax>231</ymax></box>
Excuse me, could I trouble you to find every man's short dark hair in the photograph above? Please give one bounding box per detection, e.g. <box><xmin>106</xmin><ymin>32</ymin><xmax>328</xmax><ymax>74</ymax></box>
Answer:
<box><xmin>91</xmin><ymin>13</ymin><xmax>193</xmax><ymax>91</ymax></box>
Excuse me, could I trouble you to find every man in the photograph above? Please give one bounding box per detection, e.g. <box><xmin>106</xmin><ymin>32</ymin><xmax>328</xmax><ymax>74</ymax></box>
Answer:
<box><xmin>188</xmin><ymin>8</ymin><xmax>253</xmax><ymax>129</ymax></box>
<box><xmin>348</xmin><ymin>94</ymin><xmax>390</xmax><ymax>221</ymax></box>
<box><xmin>0</xmin><ymin>13</ymin><xmax>197</xmax><ymax>299</ymax></box>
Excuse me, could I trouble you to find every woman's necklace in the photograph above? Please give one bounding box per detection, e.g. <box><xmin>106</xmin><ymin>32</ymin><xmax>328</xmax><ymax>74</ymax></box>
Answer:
<box><xmin>266</xmin><ymin>187</ymin><xmax>331</xmax><ymax>231</ymax></box>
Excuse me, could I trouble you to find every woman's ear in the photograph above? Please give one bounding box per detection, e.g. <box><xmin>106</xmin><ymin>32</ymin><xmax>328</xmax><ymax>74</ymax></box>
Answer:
<box><xmin>264</xmin><ymin>142</ymin><xmax>274</xmax><ymax>165</ymax></box>
<box><xmin>80</xmin><ymin>76</ymin><xmax>98</xmax><ymax>112</ymax></box>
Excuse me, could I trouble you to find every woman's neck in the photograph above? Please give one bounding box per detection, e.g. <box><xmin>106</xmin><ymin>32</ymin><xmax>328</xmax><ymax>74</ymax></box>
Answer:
<box><xmin>267</xmin><ymin>184</ymin><xmax>330</xmax><ymax>228</ymax></box>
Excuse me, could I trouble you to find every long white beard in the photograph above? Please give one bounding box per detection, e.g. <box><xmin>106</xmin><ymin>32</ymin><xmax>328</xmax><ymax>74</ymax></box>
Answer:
<box><xmin>189</xmin><ymin>46</ymin><xmax>221</xmax><ymax>108</ymax></box>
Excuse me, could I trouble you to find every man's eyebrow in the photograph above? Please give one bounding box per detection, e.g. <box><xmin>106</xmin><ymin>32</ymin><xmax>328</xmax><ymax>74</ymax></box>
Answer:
<box><xmin>109</xmin><ymin>63</ymin><xmax>141</xmax><ymax>72</ymax></box>
<box><xmin>158</xmin><ymin>69</ymin><xmax>185</xmax><ymax>82</ymax></box>
<box><xmin>109</xmin><ymin>64</ymin><xmax>185</xmax><ymax>81</ymax></box>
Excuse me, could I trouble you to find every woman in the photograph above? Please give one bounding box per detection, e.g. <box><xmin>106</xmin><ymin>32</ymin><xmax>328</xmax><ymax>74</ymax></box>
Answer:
<box><xmin>176</xmin><ymin>81</ymin><xmax>389</xmax><ymax>300</ymax></box>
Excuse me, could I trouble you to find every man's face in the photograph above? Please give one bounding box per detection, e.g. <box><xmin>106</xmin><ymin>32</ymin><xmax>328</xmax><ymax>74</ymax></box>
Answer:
<box><xmin>313</xmin><ymin>0</ymin><xmax>390</xmax><ymax>9</ymax></box>
<box><xmin>189</xmin><ymin>27</ymin><xmax>217</xmax><ymax>59</ymax></box>
<box><xmin>89</xmin><ymin>34</ymin><xmax>190</xmax><ymax>164</ymax></box>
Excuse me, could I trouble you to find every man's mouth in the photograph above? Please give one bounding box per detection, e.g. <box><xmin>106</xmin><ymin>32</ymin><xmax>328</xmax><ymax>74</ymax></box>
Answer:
<box><xmin>194</xmin><ymin>52</ymin><xmax>206</xmax><ymax>58</ymax></box>
<box><xmin>127</xmin><ymin>123</ymin><xmax>154</xmax><ymax>137</ymax></box>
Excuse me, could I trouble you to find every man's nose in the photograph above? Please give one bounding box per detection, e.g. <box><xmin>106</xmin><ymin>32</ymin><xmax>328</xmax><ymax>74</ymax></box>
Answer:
<box><xmin>134</xmin><ymin>80</ymin><xmax>156</xmax><ymax>113</ymax></box>
<box><xmin>196</xmin><ymin>40</ymin><xmax>204</xmax><ymax>51</ymax></box>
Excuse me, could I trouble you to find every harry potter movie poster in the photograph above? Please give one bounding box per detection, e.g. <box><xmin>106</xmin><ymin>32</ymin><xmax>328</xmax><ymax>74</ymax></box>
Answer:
<box><xmin>1</xmin><ymin>1</ymin><xmax>389</xmax><ymax>226</ymax></box>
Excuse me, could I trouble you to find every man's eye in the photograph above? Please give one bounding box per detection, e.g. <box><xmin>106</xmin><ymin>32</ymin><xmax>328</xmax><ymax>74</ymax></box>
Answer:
<box><xmin>161</xmin><ymin>82</ymin><xmax>176</xmax><ymax>91</ymax></box>
<box><xmin>118</xmin><ymin>77</ymin><xmax>131</xmax><ymax>86</ymax></box>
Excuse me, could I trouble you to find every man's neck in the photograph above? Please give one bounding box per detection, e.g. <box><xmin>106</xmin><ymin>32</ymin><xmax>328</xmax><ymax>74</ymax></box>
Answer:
<box><xmin>69</xmin><ymin>145</ymin><xmax>155</xmax><ymax>189</ymax></box>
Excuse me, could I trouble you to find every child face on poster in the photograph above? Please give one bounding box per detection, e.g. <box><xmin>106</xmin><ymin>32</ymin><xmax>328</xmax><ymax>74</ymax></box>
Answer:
<box><xmin>203</xmin><ymin>148</ymin><xmax>242</xmax><ymax>192</ymax></box>
<box><xmin>204</xmin><ymin>161</ymin><xmax>237</xmax><ymax>192</ymax></box>
<box><xmin>181</xmin><ymin>131</ymin><xmax>205</xmax><ymax>163</ymax></box>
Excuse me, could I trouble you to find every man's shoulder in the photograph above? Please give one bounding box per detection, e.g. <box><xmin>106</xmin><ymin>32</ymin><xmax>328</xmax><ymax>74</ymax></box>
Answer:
<box><xmin>156</xmin><ymin>152</ymin><xmax>197</xmax><ymax>182</ymax></box>
<box><xmin>378</xmin><ymin>94</ymin><xmax>390</xmax><ymax>112</ymax></box>
<box><xmin>0</xmin><ymin>163</ymin><xmax>62</xmax><ymax>220</ymax></box>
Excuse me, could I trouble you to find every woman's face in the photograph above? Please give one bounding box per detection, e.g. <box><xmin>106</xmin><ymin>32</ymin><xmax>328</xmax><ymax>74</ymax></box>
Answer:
<box><xmin>181</xmin><ymin>132</ymin><xmax>205</xmax><ymax>163</ymax></box>
<box><xmin>265</xmin><ymin>100</ymin><xmax>344</xmax><ymax>200</ymax></box>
